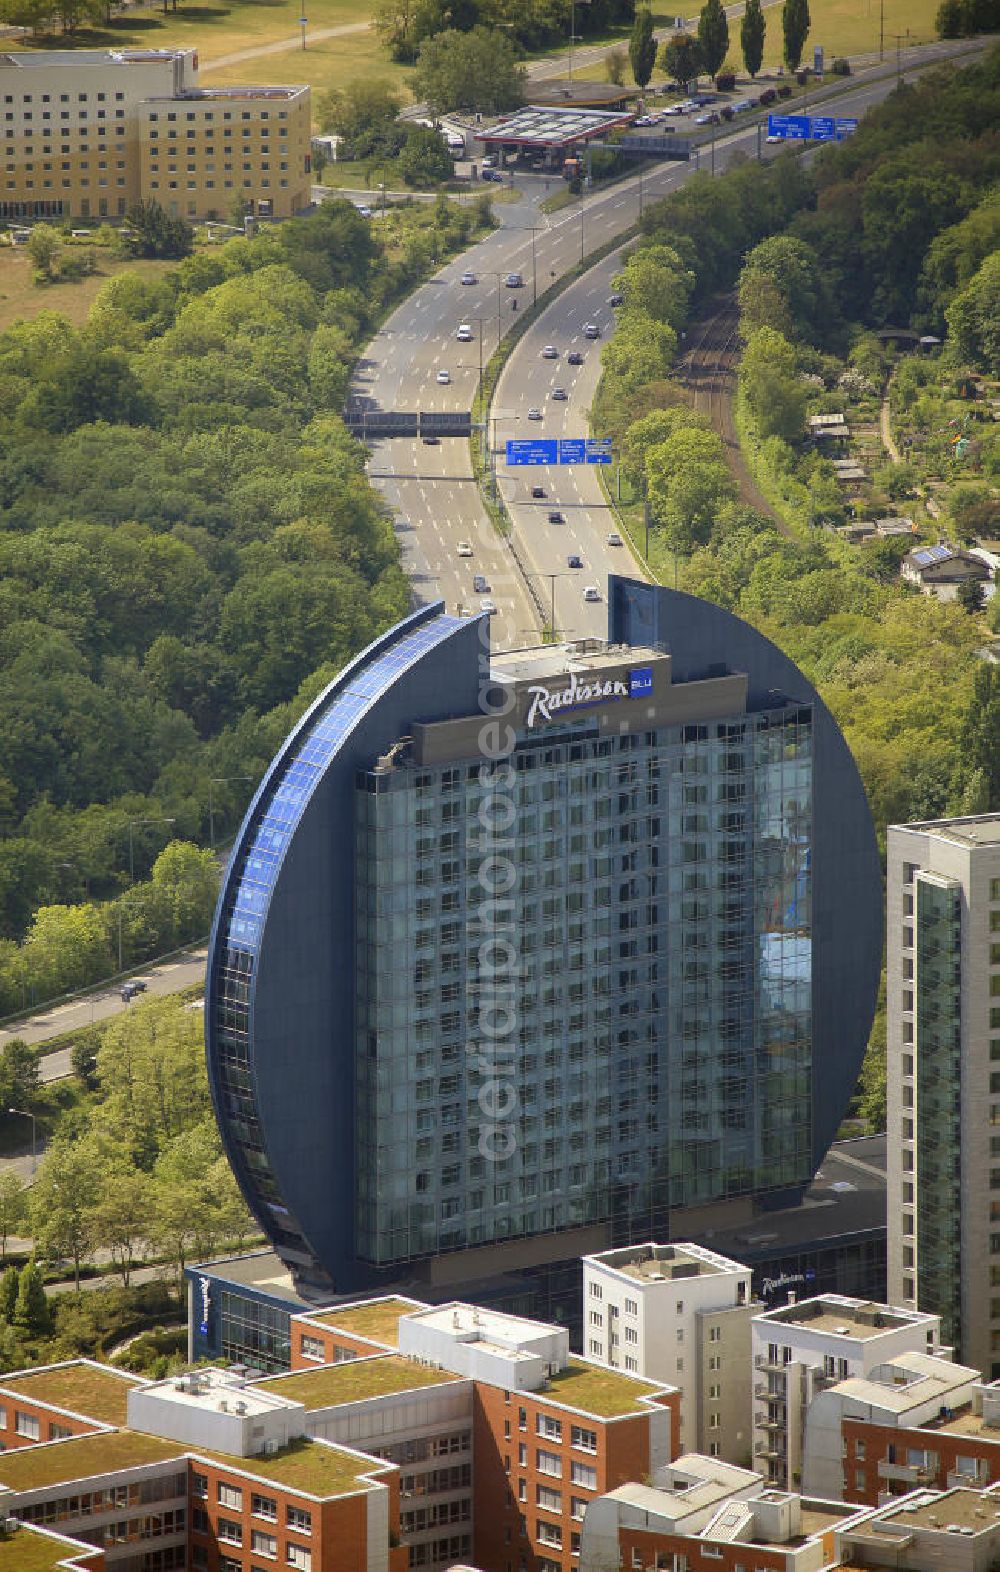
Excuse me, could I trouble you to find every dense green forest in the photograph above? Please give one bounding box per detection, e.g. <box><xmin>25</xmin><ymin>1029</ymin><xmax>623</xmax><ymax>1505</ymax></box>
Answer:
<box><xmin>0</xmin><ymin>195</ymin><xmax>491</xmax><ymax>1006</ymax></box>
<box><xmin>595</xmin><ymin>45</ymin><xmax>1000</xmax><ymax>836</ymax></box>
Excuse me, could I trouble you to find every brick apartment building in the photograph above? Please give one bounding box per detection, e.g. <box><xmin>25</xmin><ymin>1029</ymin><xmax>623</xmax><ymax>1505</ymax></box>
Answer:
<box><xmin>0</xmin><ymin>1299</ymin><xmax>680</xmax><ymax>1572</ymax></box>
<box><xmin>0</xmin><ymin>47</ymin><xmax>310</xmax><ymax>224</ymax></box>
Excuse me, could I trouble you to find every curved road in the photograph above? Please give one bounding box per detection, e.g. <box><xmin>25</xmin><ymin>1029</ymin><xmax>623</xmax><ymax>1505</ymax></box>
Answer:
<box><xmin>356</xmin><ymin>37</ymin><xmax>984</xmax><ymax>647</ymax></box>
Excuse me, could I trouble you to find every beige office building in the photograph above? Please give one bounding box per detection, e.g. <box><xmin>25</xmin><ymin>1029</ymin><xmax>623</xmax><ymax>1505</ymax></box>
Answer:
<box><xmin>887</xmin><ymin>814</ymin><xmax>1000</xmax><ymax>1378</ymax></box>
<box><xmin>1</xmin><ymin>47</ymin><xmax>310</xmax><ymax>223</ymax></box>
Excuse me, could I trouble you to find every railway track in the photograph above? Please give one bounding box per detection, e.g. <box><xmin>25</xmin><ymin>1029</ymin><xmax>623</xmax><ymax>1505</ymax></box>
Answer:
<box><xmin>678</xmin><ymin>297</ymin><xmax>793</xmax><ymax>539</ymax></box>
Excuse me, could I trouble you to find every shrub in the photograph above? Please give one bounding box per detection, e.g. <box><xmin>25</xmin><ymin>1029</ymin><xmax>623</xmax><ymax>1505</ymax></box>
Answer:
<box><xmin>777</xmin><ymin>83</ymin><xmax>793</xmax><ymax>98</ymax></box>
<box><xmin>759</xmin><ymin>87</ymin><xmax>777</xmax><ymax>104</ymax></box>
<box><xmin>721</xmin><ymin>105</ymin><xmax>735</xmax><ymax>120</ymax></box>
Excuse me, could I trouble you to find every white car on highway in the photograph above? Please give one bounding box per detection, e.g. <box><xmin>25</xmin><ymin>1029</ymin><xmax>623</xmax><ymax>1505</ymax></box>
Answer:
<box><xmin>583</xmin><ymin>585</ymin><xmax>602</xmax><ymax>602</ymax></box>
<box><xmin>456</xmin><ymin>324</ymin><xmax>473</xmax><ymax>341</ymax></box>
<box><xmin>457</xmin><ymin>541</ymin><xmax>473</xmax><ymax>557</ymax></box>
<box><xmin>480</xmin><ymin>597</ymin><xmax>498</xmax><ymax>615</ymax></box>
<box><xmin>542</xmin><ymin>345</ymin><xmax>558</xmax><ymax>358</ymax></box>
<box><xmin>527</xmin><ymin>407</ymin><xmax>542</xmax><ymax>420</ymax></box>
<box><xmin>436</xmin><ymin>369</ymin><xmax>450</xmax><ymax>384</ymax></box>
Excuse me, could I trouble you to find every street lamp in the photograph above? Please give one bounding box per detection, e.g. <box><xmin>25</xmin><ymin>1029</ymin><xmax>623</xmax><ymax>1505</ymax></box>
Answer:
<box><xmin>527</xmin><ymin>571</ymin><xmax>572</xmax><ymax>638</ymax></box>
<box><xmin>299</xmin><ymin>13</ymin><xmax>307</xmax><ymax>48</ymax></box>
<box><xmin>8</xmin><ymin>1108</ymin><xmax>35</xmax><ymax>1176</ymax></box>
<box><xmin>209</xmin><ymin>776</ymin><xmax>253</xmax><ymax>853</ymax></box>
<box><xmin>127</xmin><ymin>817</ymin><xmax>176</xmax><ymax>883</ymax></box>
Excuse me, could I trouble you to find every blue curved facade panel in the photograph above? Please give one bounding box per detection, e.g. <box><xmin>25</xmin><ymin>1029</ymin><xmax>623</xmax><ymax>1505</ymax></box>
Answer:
<box><xmin>205</xmin><ymin>604</ymin><xmax>484</xmax><ymax>1287</ymax></box>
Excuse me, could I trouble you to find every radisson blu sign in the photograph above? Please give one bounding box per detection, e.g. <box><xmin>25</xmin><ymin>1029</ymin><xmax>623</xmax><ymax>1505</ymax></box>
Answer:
<box><xmin>525</xmin><ymin>666</ymin><xmax>653</xmax><ymax>728</ymax></box>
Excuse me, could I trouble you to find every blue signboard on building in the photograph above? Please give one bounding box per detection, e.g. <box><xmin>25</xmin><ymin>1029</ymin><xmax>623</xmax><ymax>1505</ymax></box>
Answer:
<box><xmin>629</xmin><ymin>666</ymin><xmax>653</xmax><ymax>697</ymax></box>
<box><xmin>506</xmin><ymin>438</ymin><xmax>558</xmax><ymax>465</ymax></box>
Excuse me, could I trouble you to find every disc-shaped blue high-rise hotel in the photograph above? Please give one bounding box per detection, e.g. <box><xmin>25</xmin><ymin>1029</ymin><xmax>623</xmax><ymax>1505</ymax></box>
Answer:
<box><xmin>205</xmin><ymin>577</ymin><xmax>881</xmax><ymax>1297</ymax></box>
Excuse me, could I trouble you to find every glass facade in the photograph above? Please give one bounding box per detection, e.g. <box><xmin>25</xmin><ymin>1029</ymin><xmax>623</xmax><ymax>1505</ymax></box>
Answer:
<box><xmin>218</xmin><ymin>1288</ymin><xmax>292</xmax><ymax>1374</ymax></box>
<box><xmin>914</xmin><ymin>874</ymin><xmax>963</xmax><ymax>1348</ymax></box>
<box><xmin>354</xmin><ymin>701</ymin><xmax>813</xmax><ymax>1267</ymax></box>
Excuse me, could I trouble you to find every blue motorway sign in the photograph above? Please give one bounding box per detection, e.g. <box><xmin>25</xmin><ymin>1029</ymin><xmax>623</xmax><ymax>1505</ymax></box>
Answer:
<box><xmin>505</xmin><ymin>437</ymin><xmax>614</xmax><ymax>466</ymax></box>
<box><xmin>809</xmin><ymin>116</ymin><xmax>836</xmax><ymax>142</ymax></box>
<box><xmin>506</xmin><ymin>438</ymin><xmax>558</xmax><ymax>465</ymax></box>
<box><xmin>767</xmin><ymin>113</ymin><xmax>810</xmax><ymax>140</ymax></box>
<box><xmin>768</xmin><ymin>113</ymin><xmax>859</xmax><ymax>142</ymax></box>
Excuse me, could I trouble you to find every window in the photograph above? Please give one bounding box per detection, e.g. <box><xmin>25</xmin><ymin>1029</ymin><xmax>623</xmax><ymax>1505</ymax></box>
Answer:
<box><xmin>14</xmin><ymin>1412</ymin><xmax>39</xmax><ymax>1440</ymax></box>
<box><xmin>286</xmin><ymin>1506</ymin><xmax>311</xmax><ymax>1533</ymax></box>
<box><xmin>537</xmin><ymin>1414</ymin><xmax>562</xmax><ymax>1441</ymax></box>
<box><xmin>300</xmin><ymin>1333</ymin><xmax>325</xmax><ymax>1361</ymax></box>
<box><xmin>570</xmin><ymin>1460</ymin><xmax>597</xmax><ymax>1489</ymax></box>
<box><xmin>536</xmin><ymin>1485</ymin><xmax>561</xmax><ymax>1512</ymax></box>
<box><xmin>287</xmin><ymin>1547</ymin><xmax>312</xmax><ymax>1571</ymax></box>
<box><xmin>537</xmin><ymin>1520</ymin><xmax>562</xmax><ymax>1548</ymax></box>
<box><xmin>590</xmin><ymin>1282</ymin><xmax>602</xmax><ymax>1299</ymax></box>
<box><xmin>253</xmin><ymin>1494</ymin><xmax>277</xmax><ymax>1520</ymax></box>
<box><xmin>571</xmin><ymin>1425</ymin><xmax>597</xmax><ymax>1453</ymax></box>
<box><xmin>48</xmin><ymin>1422</ymin><xmax>72</xmax><ymax>1440</ymax></box>
<box><xmin>252</xmin><ymin>1530</ymin><xmax>277</xmax><ymax>1558</ymax></box>
<box><xmin>218</xmin><ymin>1518</ymin><xmax>242</xmax><ymax>1546</ymax></box>
<box><xmin>218</xmin><ymin>1483</ymin><xmax>243</xmax><ymax>1511</ymax></box>
<box><xmin>536</xmin><ymin>1449</ymin><xmax>562</xmax><ymax>1478</ymax></box>
<box><xmin>624</xmin><ymin>1297</ymin><xmax>638</xmax><ymax>1315</ymax></box>
<box><xmin>571</xmin><ymin>1495</ymin><xmax>589</xmax><ymax>1519</ymax></box>
<box><xmin>192</xmin><ymin>1473</ymin><xmax>208</xmax><ymax>1499</ymax></box>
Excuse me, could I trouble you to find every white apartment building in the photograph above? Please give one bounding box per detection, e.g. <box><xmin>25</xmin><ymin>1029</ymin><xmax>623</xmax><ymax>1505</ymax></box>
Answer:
<box><xmin>583</xmin><ymin>1241</ymin><xmax>752</xmax><ymax>1463</ymax></box>
<box><xmin>886</xmin><ymin>815</ymin><xmax>1000</xmax><ymax>1379</ymax></box>
<box><xmin>751</xmin><ymin>1294</ymin><xmax>944</xmax><ymax>1490</ymax></box>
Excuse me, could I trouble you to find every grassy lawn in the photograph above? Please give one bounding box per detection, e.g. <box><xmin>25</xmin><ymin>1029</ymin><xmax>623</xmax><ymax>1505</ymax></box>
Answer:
<box><xmin>0</xmin><ymin>247</ymin><xmax>177</xmax><ymax>334</ymax></box>
<box><xmin>199</xmin><ymin>27</ymin><xmax>414</xmax><ymax>104</ymax></box>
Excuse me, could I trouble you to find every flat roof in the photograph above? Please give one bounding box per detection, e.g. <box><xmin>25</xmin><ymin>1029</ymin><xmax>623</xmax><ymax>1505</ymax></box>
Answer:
<box><xmin>0</xmin><ymin>1363</ymin><xmax>142</xmax><ymax>1428</ymax></box>
<box><xmin>591</xmin><ymin>1243</ymin><xmax>745</xmax><ymax>1283</ymax></box>
<box><xmin>0</xmin><ymin>1431</ymin><xmax>183</xmax><ymax>1494</ymax></box>
<box><xmin>0</xmin><ymin>1524</ymin><xmax>99</xmax><ymax>1571</ymax></box>
<box><xmin>860</xmin><ymin>1487</ymin><xmax>997</xmax><ymax>1535</ymax></box>
<box><xmin>256</xmin><ymin>1355</ymin><xmax>462</xmax><ymax>1409</ymax></box>
<box><xmin>191</xmin><ymin>1437</ymin><xmax>387</xmax><ymax>1498</ymax></box>
<box><xmin>757</xmin><ymin>1298</ymin><xmax>925</xmax><ymax>1339</ymax></box>
<box><xmin>894</xmin><ymin>814</ymin><xmax>1000</xmax><ymax>848</ymax></box>
<box><xmin>925</xmin><ymin>1403</ymin><xmax>1000</xmax><ymax>1438</ymax></box>
<box><xmin>834</xmin><ymin>1355</ymin><xmax>977</xmax><ymax>1413</ymax></box>
<box><xmin>137</xmin><ymin>1367</ymin><xmax>299</xmax><ymax>1419</ymax></box>
<box><xmin>0</xmin><ymin>47</ymin><xmax>188</xmax><ymax>66</ymax></box>
<box><xmin>477</xmin><ymin>105</ymin><xmax>636</xmax><ymax>149</ymax></box>
<box><xmin>306</xmin><ymin>1296</ymin><xmax>427</xmax><ymax>1347</ymax></box>
<box><xmin>491</xmin><ymin>640</ymin><xmax>664</xmax><ymax>685</ymax></box>
<box><xmin>191</xmin><ymin>1251</ymin><xmax>307</xmax><ymax>1307</ymax></box>
<box><xmin>405</xmin><ymin>1302</ymin><xmax>559</xmax><ymax>1347</ymax></box>
<box><xmin>543</xmin><ymin>1358</ymin><xmax>668</xmax><ymax>1418</ymax></box>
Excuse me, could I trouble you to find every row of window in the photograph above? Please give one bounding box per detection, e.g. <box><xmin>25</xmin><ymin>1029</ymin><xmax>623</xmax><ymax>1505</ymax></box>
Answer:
<box><xmin>194</xmin><ymin>1475</ymin><xmax>311</xmax><ymax>1532</ymax></box>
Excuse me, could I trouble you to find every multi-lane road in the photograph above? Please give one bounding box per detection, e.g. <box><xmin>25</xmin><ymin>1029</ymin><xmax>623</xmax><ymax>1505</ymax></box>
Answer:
<box><xmin>355</xmin><ymin>37</ymin><xmax>984</xmax><ymax>648</ymax></box>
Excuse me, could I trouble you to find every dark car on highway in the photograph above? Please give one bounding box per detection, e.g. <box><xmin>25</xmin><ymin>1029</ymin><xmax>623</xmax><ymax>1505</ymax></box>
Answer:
<box><xmin>547</xmin><ymin>510</ymin><xmax>565</xmax><ymax>523</ymax></box>
<box><xmin>531</xmin><ymin>485</ymin><xmax>546</xmax><ymax>498</ymax></box>
<box><xmin>567</xmin><ymin>351</ymin><xmax>584</xmax><ymax>365</ymax></box>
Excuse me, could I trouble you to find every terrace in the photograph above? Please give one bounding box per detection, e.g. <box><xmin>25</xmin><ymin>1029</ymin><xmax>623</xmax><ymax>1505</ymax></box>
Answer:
<box><xmin>0</xmin><ymin>1524</ymin><xmax>99</xmax><ymax>1571</ymax></box>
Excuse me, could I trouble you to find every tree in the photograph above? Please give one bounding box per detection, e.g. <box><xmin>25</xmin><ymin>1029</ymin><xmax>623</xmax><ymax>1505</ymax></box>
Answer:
<box><xmin>412</xmin><ymin>26</ymin><xmax>526</xmax><ymax>115</ymax></box>
<box><xmin>740</xmin><ymin>325</ymin><xmax>806</xmax><ymax>441</ymax></box>
<box><xmin>660</xmin><ymin>32</ymin><xmax>703</xmax><ymax>88</ymax></box>
<box><xmin>26</xmin><ymin>224</ymin><xmax>60</xmax><ymax>281</ymax></box>
<box><xmin>70</xmin><ymin>1027</ymin><xmax>101</xmax><ymax>1092</ymax></box>
<box><xmin>0</xmin><ymin>1039</ymin><xmax>41</xmax><ymax>1114</ymax></box>
<box><xmin>29</xmin><ymin>1138</ymin><xmax>101</xmax><ymax>1293</ymax></box>
<box><xmin>0</xmin><ymin>1174</ymin><xmax>26</xmax><ymax>1264</ymax></box>
<box><xmin>120</xmin><ymin>200</ymin><xmax>193</xmax><ymax>261</ymax></box>
<box><xmin>740</xmin><ymin>0</ymin><xmax>765</xmax><ymax>77</ymax></box>
<box><xmin>13</xmin><ymin>1258</ymin><xmax>51</xmax><ymax>1338</ymax></box>
<box><xmin>0</xmin><ymin>1265</ymin><xmax>17</xmax><ymax>1322</ymax></box>
<box><xmin>398</xmin><ymin>125</ymin><xmax>455</xmax><ymax>187</ymax></box>
<box><xmin>936</xmin><ymin>0</ymin><xmax>965</xmax><ymax>32</ymax></box>
<box><xmin>738</xmin><ymin>234</ymin><xmax>823</xmax><ymax>342</ymax></box>
<box><xmin>958</xmin><ymin>578</ymin><xmax>986</xmax><ymax>614</ymax></box>
<box><xmin>606</xmin><ymin>46</ymin><xmax>627</xmax><ymax>85</ymax></box>
<box><xmin>782</xmin><ymin>0</ymin><xmax>809</xmax><ymax>69</ymax></box>
<box><xmin>697</xmin><ymin>0</ymin><xmax>729</xmax><ymax>80</ymax></box>
<box><xmin>90</xmin><ymin>1166</ymin><xmax>151</xmax><ymax>1287</ymax></box>
<box><xmin>629</xmin><ymin>8</ymin><xmax>657</xmax><ymax>88</ymax></box>
<box><xmin>316</xmin><ymin>79</ymin><xmax>404</xmax><ymax>160</ymax></box>
<box><xmin>959</xmin><ymin>665</ymin><xmax>1000</xmax><ymax>809</ymax></box>
<box><xmin>149</xmin><ymin>842</ymin><xmax>218</xmax><ymax>947</ymax></box>
<box><xmin>946</xmin><ymin>253</ymin><xmax>1000</xmax><ymax>375</ymax></box>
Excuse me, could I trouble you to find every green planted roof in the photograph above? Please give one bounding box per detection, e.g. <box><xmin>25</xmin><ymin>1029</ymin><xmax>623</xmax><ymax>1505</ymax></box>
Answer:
<box><xmin>307</xmin><ymin>1297</ymin><xmax>421</xmax><ymax>1347</ymax></box>
<box><xmin>0</xmin><ymin>1364</ymin><xmax>140</xmax><ymax>1428</ymax></box>
<box><xmin>258</xmin><ymin>1354</ymin><xmax>460</xmax><ymax>1409</ymax></box>
<box><xmin>542</xmin><ymin>1359</ymin><xmax>668</xmax><ymax>1418</ymax></box>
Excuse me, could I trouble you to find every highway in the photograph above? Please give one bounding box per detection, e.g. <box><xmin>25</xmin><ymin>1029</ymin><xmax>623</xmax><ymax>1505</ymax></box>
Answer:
<box><xmin>355</xmin><ymin>37</ymin><xmax>984</xmax><ymax>648</ymax></box>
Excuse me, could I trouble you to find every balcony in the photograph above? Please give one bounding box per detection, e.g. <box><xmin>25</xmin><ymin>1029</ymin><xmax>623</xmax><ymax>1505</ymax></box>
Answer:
<box><xmin>754</xmin><ymin>1414</ymin><xmax>784</xmax><ymax>1431</ymax></box>
<box><xmin>877</xmin><ymin>1460</ymin><xmax>938</xmax><ymax>1485</ymax></box>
